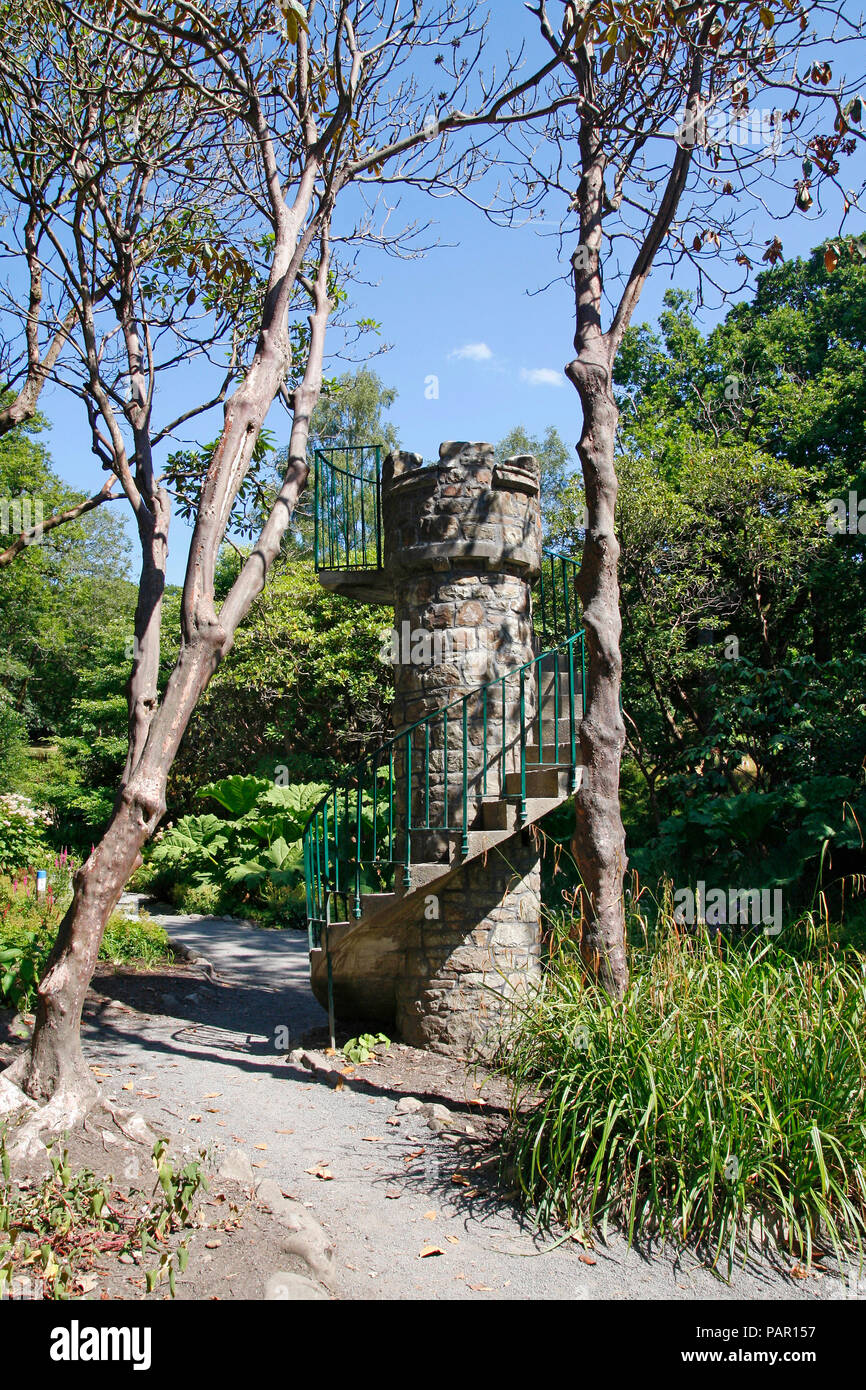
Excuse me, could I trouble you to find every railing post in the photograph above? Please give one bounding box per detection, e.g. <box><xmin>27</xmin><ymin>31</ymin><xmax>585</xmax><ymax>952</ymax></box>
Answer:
<box><xmin>461</xmin><ymin>696</ymin><xmax>469</xmax><ymax>857</ymax></box>
<box><xmin>553</xmin><ymin>646</ymin><xmax>560</xmax><ymax>764</ymax></box>
<box><xmin>424</xmin><ymin>721</ymin><xmax>430</xmax><ymax>827</ymax></box>
<box><xmin>323</xmin><ymin>800</ymin><xmax>331</xmax><ymax>913</ymax></box>
<box><xmin>354</xmin><ymin>777</ymin><xmax>362</xmax><ymax>919</ymax></box>
<box><xmin>482</xmin><ymin>686</ymin><xmax>488</xmax><ymax>795</ymax></box>
<box><xmin>404</xmin><ymin>732</ymin><xmax>412</xmax><ymax>888</ymax></box>
<box><xmin>568</xmin><ymin>636</ymin><xmax>578</xmax><ymax>794</ymax></box>
<box><xmin>314</xmin><ymin>811</ymin><xmax>323</xmax><ymax>941</ymax></box>
<box><xmin>324</xmin><ymin>897</ymin><xmax>336</xmax><ymax>1053</ymax></box>
<box><xmin>304</xmin><ymin>831</ymin><xmax>313</xmax><ymax>950</ymax></box>
<box><xmin>443</xmin><ymin>709</ymin><xmax>449</xmax><ymax>828</ymax></box>
<box><xmin>313</xmin><ymin>451</ymin><xmax>320</xmax><ymax>570</ymax></box>
<box><xmin>501</xmin><ymin>675</ymin><xmax>506</xmax><ymax>797</ymax></box>
<box><xmin>519</xmin><ymin>666</ymin><xmax>527</xmax><ymax>825</ymax></box>
<box><xmin>375</xmin><ymin>446</ymin><xmax>383</xmax><ymax>571</ymax></box>
<box><xmin>332</xmin><ymin>789</ymin><xmax>340</xmax><ymax>898</ymax></box>
<box><xmin>371</xmin><ymin>757</ymin><xmax>378</xmax><ymax>867</ymax></box>
<box><xmin>388</xmin><ymin>748</ymin><xmax>394</xmax><ymax>862</ymax></box>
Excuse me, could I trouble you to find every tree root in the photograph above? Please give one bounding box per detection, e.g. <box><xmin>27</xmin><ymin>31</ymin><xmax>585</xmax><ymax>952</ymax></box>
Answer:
<box><xmin>0</xmin><ymin>1069</ymin><xmax>157</xmax><ymax>1173</ymax></box>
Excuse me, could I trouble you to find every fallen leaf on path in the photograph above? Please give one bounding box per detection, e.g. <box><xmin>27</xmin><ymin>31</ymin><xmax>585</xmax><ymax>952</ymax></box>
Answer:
<box><xmin>579</xmin><ymin>1254</ymin><xmax>596</xmax><ymax>1266</ymax></box>
<box><xmin>451</xmin><ymin>1172</ymin><xmax>471</xmax><ymax>1186</ymax></box>
<box><xmin>121</xmin><ymin>1082</ymin><xmax>134</xmax><ymax>1092</ymax></box>
<box><xmin>361</xmin><ymin>1136</ymin><xmax>383</xmax><ymax>1143</ymax></box>
<box><xmin>445</xmin><ymin>1236</ymin><xmax>459</xmax><ymax>1245</ymax></box>
<box><xmin>275</xmin><ymin>1129</ymin><xmax>294</xmax><ymax>1135</ymax></box>
<box><xmin>305</xmin><ymin>1164</ymin><xmax>334</xmax><ymax>1181</ymax></box>
<box><xmin>385</xmin><ymin>1191</ymin><xmax>401</xmax><ymax>1200</ymax></box>
<box><xmin>204</xmin><ymin>1092</ymin><xmax>221</xmax><ymax>1098</ymax></box>
<box><xmin>189</xmin><ymin>1115</ymin><xmax>202</xmax><ymax>1122</ymax></box>
<box><xmin>252</xmin><ymin>1162</ymin><xmax>268</xmax><ymax>1169</ymax></box>
<box><xmin>423</xmin><ymin>1210</ymin><xmax>437</xmax><ymax>1220</ymax></box>
<box><xmin>254</xmin><ymin>1143</ymin><xmax>268</xmax><ymax>1151</ymax></box>
<box><xmin>419</xmin><ymin>1245</ymin><xmax>444</xmax><ymax>1259</ymax></box>
<box><xmin>469</xmin><ymin>1283</ymin><xmax>494</xmax><ymax>1291</ymax></box>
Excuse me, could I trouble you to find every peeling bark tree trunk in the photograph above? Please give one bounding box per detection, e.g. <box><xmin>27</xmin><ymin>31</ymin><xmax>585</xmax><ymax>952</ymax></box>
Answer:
<box><xmin>568</xmin><ymin>357</ymin><xmax>628</xmax><ymax>997</ymax></box>
<box><xmin>11</xmin><ymin>214</ymin><xmax>332</xmax><ymax>1106</ymax></box>
<box><xmin>12</xmin><ymin>793</ymin><xmax>159</xmax><ymax>1103</ymax></box>
<box><xmin>553</xmin><ymin>35</ymin><xmax>704</xmax><ymax>999</ymax></box>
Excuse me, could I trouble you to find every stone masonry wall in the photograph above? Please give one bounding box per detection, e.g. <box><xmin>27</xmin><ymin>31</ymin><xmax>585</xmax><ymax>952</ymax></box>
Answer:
<box><xmin>379</xmin><ymin>441</ymin><xmax>544</xmax><ymax>1053</ymax></box>
<box><xmin>383</xmin><ymin>441</ymin><xmax>542</xmax><ymax>847</ymax></box>
<box><xmin>394</xmin><ymin>841</ymin><xmax>542</xmax><ymax>1054</ymax></box>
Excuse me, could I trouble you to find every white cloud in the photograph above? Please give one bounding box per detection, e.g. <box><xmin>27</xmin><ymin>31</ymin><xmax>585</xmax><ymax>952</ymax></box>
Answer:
<box><xmin>449</xmin><ymin>341</ymin><xmax>493</xmax><ymax>362</ymax></box>
<box><xmin>520</xmin><ymin>367</ymin><xmax>565</xmax><ymax>388</ymax></box>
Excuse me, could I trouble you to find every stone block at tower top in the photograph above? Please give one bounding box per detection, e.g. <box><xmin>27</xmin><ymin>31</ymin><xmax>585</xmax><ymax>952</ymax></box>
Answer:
<box><xmin>382</xmin><ymin>440</ymin><xmax>542</xmax><ymax>578</ymax></box>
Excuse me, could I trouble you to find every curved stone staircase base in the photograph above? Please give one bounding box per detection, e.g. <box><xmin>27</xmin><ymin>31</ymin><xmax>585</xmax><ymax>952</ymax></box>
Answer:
<box><xmin>310</xmin><ymin>839</ymin><xmax>541</xmax><ymax>1056</ymax></box>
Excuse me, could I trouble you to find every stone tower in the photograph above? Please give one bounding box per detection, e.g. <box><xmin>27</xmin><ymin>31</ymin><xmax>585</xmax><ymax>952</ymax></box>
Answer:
<box><xmin>309</xmin><ymin>440</ymin><xmax>575</xmax><ymax>1056</ymax></box>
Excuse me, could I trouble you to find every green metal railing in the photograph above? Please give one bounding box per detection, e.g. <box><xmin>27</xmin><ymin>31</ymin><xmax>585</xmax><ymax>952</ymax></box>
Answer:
<box><xmin>313</xmin><ymin>444</ymin><xmax>382</xmax><ymax>571</ymax></box>
<box><xmin>312</xmin><ymin>447</ymin><xmax>581</xmax><ymax>648</ymax></box>
<box><xmin>302</xmin><ymin>628</ymin><xmax>586</xmax><ymax>948</ymax></box>
<box><xmin>304</xmin><ymin>447</ymin><xmax>587</xmax><ymax>964</ymax></box>
<box><xmin>537</xmin><ymin>549</ymin><xmax>582</xmax><ymax>646</ymax></box>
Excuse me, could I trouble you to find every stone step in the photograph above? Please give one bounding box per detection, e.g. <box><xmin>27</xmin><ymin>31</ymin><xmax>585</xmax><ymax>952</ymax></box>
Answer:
<box><xmin>530</xmin><ymin>715</ymin><xmax>576</xmax><ymax>742</ymax></box>
<box><xmin>480</xmin><ymin>795</ymin><xmax>564</xmax><ymax>832</ymax></box>
<box><xmin>536</xmin><ymin>669</ymin><xmax>577</xmax><ymax>698</ymax></box>
<box><xmin>358</xmin><ymin>891</ymin><xmax>397</xmax><ymax>922</ymax></box>
<box><xmin>525</xmin><ymin>743</ymin><xmax>580</xmax><ymax>764</ymax></box>
<box><xmin>503</xmin><ymin>765</ymin><xmax>570</xmax><ymax>799</ymax></box>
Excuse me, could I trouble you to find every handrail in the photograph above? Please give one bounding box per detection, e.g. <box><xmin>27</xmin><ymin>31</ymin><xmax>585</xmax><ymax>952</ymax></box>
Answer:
<box><xmin>304</xmin><ymin>447</ymin><xmax>586</xmax><ymax>950</ymax></box>
<box><xmin>313</xmin><ymin>444</ymin><xmax>382</xmax><ymax>572</ymax></box>
<box><xmin>302</xmin><ymin>627</ymin><xmax>586</xmax><ymax>946</ymax></box>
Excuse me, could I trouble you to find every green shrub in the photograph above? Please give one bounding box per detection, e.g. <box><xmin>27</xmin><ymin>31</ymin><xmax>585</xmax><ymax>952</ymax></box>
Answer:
<box><xmin>99</xmin><ymin>913</ymin><xmax>172</xmax><ymax>967</ymax></box>
<box><xmin>0</xmin><ymin>698</ymin><xmax>26</xmax><ymax>788</ymax></box>
<box><xmin>499</xmin><ymin>918</ymin><xmax>866</xmax><ymax>1273</ymax></box>
<box><xmin>169</xmin><ymin>881</ymin><xmax>226</xmax><ymax>917</ymax></box>
<box><xmin>0</xmin><ymin>803</ymin><xmax>51</xmax><ymax>873</ymax></box>
<box><xmin>0</xmin><ymin>869</ymin><xmax>172</xmax><ymax>1010</ymax></box>
<box><xmin>146</xmin><ymin>775</ymin><xmax>330</xmax><ymax>925</ymax></box>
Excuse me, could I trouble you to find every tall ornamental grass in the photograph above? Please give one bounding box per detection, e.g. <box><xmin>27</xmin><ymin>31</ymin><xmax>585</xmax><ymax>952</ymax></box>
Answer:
<box><xmin>500</xmin><ymin>923</ymin><xmax>866</xmax><ymax>1272</ymax></box>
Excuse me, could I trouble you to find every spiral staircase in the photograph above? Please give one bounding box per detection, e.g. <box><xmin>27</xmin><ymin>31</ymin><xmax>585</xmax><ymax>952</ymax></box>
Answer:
<box><xmin>301</xmin><ymin>444</ymin><xmax>585</xmax><ymax>1048</ymax></box>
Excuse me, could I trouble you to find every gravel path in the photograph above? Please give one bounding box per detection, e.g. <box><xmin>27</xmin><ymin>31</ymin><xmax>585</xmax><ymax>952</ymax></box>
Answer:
<box><xmin>83</xmin><ymin>904</ymin><xmax>851</xmax><ymax>1302</ymax></box>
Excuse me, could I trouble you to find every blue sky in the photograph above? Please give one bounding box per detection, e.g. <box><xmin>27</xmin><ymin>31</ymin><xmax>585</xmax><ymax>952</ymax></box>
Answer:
<box><xmin>33</xmin><ymin>29</ymin><xmax>866</xmax><ymax>585</ymax></box>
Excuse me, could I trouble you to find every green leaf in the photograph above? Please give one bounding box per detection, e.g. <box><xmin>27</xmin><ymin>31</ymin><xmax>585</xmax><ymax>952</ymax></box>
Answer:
<box><xmin>197</xmin><ymin>775</ymin><xmax>271</xmax><ymax>816</ymax></box>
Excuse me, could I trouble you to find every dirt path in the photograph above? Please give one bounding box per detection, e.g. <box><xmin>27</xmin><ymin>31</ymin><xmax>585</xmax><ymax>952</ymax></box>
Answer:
<box><xmin>80</xmin><ymin>903</ymin><xmax>852</xmax><ymax>1302</ymax></box>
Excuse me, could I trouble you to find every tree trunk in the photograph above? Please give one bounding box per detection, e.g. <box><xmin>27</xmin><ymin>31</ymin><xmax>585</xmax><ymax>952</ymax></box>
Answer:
<box><xmin>12</xmin><ymin>792</ymin><xmax>157</xmax><ymax>1102</ymax></box>
<box><xmin>568</xmin><ymin>358</ymin><xmax>629</xmax><ymax>997</ymax></box>
<box><xmin>14</xmin><ymin>631</ymin><xmax>251</xmax><ymax>1102</ymax></box>
<box><xmin>14</xmin><ymin>226</ymin><xmax>330</xmax><ymax>1107</ymax></box>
